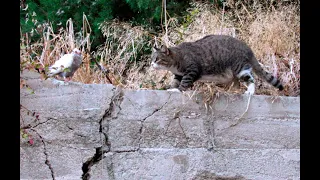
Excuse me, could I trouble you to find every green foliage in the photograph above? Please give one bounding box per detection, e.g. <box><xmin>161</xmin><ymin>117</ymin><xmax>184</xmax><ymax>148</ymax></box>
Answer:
<box><xmin>20</xmin><ymin>0</ymin><xmax>192</xmax><ymax>49</ymax></box>
<box><xmin>98</xmin><ymin>20</ymin><xmax>152</xmax><ymax>65</ymax></box>
<box><xmin>121</xmin><ymin>0</ymin><xmax>192</xmax><ymax>28</ymax></box>
<box><xmin>182</xmin><ymin>8</ymin><xmax>199</xmax><ymax>29</ymax></box>
<box><xmin>125</xmin><ymin>0</ymin><xmax>161</xmax><ymax>23</ymax></box>
<box><xmin>210</xmin><ymin>0</ymin><xmax>226</xmax><ymax>7</ymax></box>
<box><xmin>20</xmin><ymin>0</ymin><xmax>114</xmax><ymax>47</ymax></box>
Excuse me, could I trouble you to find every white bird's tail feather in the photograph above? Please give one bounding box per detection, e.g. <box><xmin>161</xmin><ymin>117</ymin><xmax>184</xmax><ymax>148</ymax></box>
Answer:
<box><xmin>47</xmin><ymin>66</ymin><xmax>63</xmax><ymax>76</ymax></box>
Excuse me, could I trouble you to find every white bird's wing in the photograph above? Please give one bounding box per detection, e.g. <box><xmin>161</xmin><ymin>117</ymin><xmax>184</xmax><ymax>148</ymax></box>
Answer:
<box><xmin>48</xmin><ymin>54</ymin><xmax>74</xmax><ymax>76</ymax></box>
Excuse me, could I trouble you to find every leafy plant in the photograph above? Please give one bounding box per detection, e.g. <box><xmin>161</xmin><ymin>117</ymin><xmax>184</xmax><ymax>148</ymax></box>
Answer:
<box><xmin>20</xmin><ymin>0</ymin><xmax>192</xmax><ymax>50</ymax></box>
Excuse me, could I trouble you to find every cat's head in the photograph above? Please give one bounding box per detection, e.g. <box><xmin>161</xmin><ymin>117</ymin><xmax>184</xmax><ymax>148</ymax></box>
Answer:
<box><xmin>151</xmin><ymin>45</ymin><xmax>175</xmax><ymax>70</ymax></box>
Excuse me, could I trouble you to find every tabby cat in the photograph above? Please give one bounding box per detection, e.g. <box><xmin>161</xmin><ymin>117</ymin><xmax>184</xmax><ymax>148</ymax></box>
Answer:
<box><xmin>151</xmin><ymin>35</ymin><xmax>284</xmax><ymax>94</ymax></box>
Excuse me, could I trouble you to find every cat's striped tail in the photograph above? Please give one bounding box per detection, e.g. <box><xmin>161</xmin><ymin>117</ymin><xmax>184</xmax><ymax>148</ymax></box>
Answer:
<box><xmin>251</xmin><ymin>58</ymin><xmax>284</xmax><ymax>91</ymax></box>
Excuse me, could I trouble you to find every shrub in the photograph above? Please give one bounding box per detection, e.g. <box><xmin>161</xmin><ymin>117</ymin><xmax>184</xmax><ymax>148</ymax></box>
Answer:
<box><xmin>20</xmin><ymin>0</ymin><xmax>192</xmax><ymax>49</ymax></box>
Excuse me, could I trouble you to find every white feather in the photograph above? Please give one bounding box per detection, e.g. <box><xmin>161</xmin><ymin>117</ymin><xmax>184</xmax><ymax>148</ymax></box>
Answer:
<box><xmin>48</xmin><ymin>54</ymin><xmax>74</xmax><ymax>75</ymax></box>
<box><xmin>47</xmin><ymin>48</ymin><xmax>82</xmax><ymax>77</ymax></box>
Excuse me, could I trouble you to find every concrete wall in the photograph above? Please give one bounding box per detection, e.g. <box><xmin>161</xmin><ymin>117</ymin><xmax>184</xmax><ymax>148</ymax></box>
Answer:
<box><xmin>20</xmin><ymin>71</ymin><xmax>300</xmax><ymax>180</ymax></box>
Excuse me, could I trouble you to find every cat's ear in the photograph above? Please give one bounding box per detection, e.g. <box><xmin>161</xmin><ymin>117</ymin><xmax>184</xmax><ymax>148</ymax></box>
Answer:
<box><xmin>160</xmin><ymin>45</ymin><xmax>170</xmax><ymax>55</ymax></box>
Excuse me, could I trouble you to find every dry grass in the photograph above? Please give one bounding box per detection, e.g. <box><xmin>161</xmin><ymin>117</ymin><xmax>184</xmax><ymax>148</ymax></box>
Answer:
<box><xmin>20</xmin><ymin>1</ymin><xmax>300</xmax><ymax>97</ymax></box>
<box><xmin>20</xmin><ymin>16</ymin><xmax>113</xmax><ymax>84</ymax></box>
<box><xmin>244</xmin><ymin>4</ymin><xmax>300</xmax><ymax>96</ymax></box>
<box><xmin>155</xmin><ymin>1</ymin><xmax>300</xmax><ymax>96</ymax></box>
<box><xmin>94</xmin><ymin>20</ymin><xmax>156</xmax><ymax>88</ymax></box>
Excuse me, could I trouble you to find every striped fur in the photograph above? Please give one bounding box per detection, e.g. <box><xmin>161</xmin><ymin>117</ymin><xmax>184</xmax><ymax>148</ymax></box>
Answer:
<box><xmin>250</xmin><ymin>59</ymin><xmax>284</xmax><ymax>90</ymax></box>
<box><xmin>151</xmin><ymin>35</ymin><xmax>284</xmax><ymax>93</ymax></box>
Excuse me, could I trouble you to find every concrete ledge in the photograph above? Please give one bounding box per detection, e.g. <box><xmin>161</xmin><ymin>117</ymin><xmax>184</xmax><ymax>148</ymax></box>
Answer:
<box><xmin>91</xmin><ymin>148</ymin><xmax>299</xmax><ymax>180</ymax></box>
<box><xmin>20</xmin><ymin>71</ymin><xmax>300</xmax><ymax>180</ymax></box>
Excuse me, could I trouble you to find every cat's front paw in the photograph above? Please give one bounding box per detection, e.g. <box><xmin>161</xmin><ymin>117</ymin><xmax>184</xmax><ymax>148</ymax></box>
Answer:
<box><xmin>167</xmin><ymin>88</ymin><xmax>181</xmax><ymax>93</ymax></box>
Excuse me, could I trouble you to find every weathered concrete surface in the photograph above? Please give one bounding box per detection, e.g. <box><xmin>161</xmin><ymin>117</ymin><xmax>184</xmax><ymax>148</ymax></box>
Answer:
<box><xmin>20</xmin><ymin>70</ymin><xmax>300</xmax><ymax>180</ymax></box>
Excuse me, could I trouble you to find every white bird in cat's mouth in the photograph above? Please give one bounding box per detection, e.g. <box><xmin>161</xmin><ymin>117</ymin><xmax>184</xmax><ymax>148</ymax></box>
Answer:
<box><xmin>47</xmin><ymin>48</ymin><xmax>82</xmax><ymax>81</ymax></box>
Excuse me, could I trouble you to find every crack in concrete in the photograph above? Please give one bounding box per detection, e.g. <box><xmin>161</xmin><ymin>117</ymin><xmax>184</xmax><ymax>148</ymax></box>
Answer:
<box><xmin>207</xmin><ymin>114</ymin><xmax>216</xmax><ymax>151</ymax></box>
<box><xmin>20</xmin><ymin>106</ymin><xmax>57</xmax><ymax>179</ymax></box>
<box><xmin>100</xmin><ymin>87</ymin><xmax>124</xmax><ymax>146</ymax></box>
<box><xmin>81</xmin><ymin>87</ymin><xmax>124</xmax><ymax>180</ymax></box>
<box><xmin>66</xmin><ymin>124</ymin><xmax>74</xmax><ymax>130</ymax></box>
<box><xmin>30</xmin><ymin>129</ymin><xmax>56</xmax><ymax>180</ymax></box>
<box><xmin>206</xmin><ymin>95</ymin><xmax>234</xmax><ymax>151</ymax></box>
<box><xmin>113</xmin><ymin>149</ymin><xmax>139</xmax><ymax>153</ymax></box>
<box><xmin>21</xmin><ymin>117</ymin><xmax>56</xmax><ymax>130</ymax></box>
<box><xmin>82</xmin><ymin>147</ymin><xmax>106</xmax><ymax>180</ymax></box>
<box><xmin>137</xmin><ymin>93</ymin><xmax>173</xmax><ymax>149</ymax></box>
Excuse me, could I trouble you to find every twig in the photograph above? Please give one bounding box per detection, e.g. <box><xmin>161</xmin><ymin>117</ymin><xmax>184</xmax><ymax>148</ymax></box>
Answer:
<box><xmin>219</xmin><ymin>2</ymin><xmax>226</xmax><ymax>34</ymax></box>
<box><xmin>241</xmin><ymin>2</ymin><xmax>252</xmax><ymax>19</ymax></box>
<box><xmin>164</xmin><ymin>109</ymin><xmax>188</xmax><ymax>139</ymax></box>
<box><xmin>29</xmin><ymin>128</ymin><xmax>56</xmax><ymax>180</ymax></box>
<box><xmin>163</xmin><ymin>0</ymin><xmax>169</xmax><ymax>46</ymax></box>
<box><xmin>91</xmin><ymin>57</ymin><xmax>113</xmax><ymax>84</ymax></box>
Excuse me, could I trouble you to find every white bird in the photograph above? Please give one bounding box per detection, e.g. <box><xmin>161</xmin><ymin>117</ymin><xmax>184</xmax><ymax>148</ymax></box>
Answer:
<box><xmin>47</xmin><ymin>48</ymin><xmax>82</xmax><ymax>81</ymax></box>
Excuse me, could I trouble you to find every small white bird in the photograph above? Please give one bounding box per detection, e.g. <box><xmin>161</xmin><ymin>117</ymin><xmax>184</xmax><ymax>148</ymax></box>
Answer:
<box><xmin>47</xmin><ymin>48</ymin><xmax>82</xmax><ymax>81</ymax></box>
